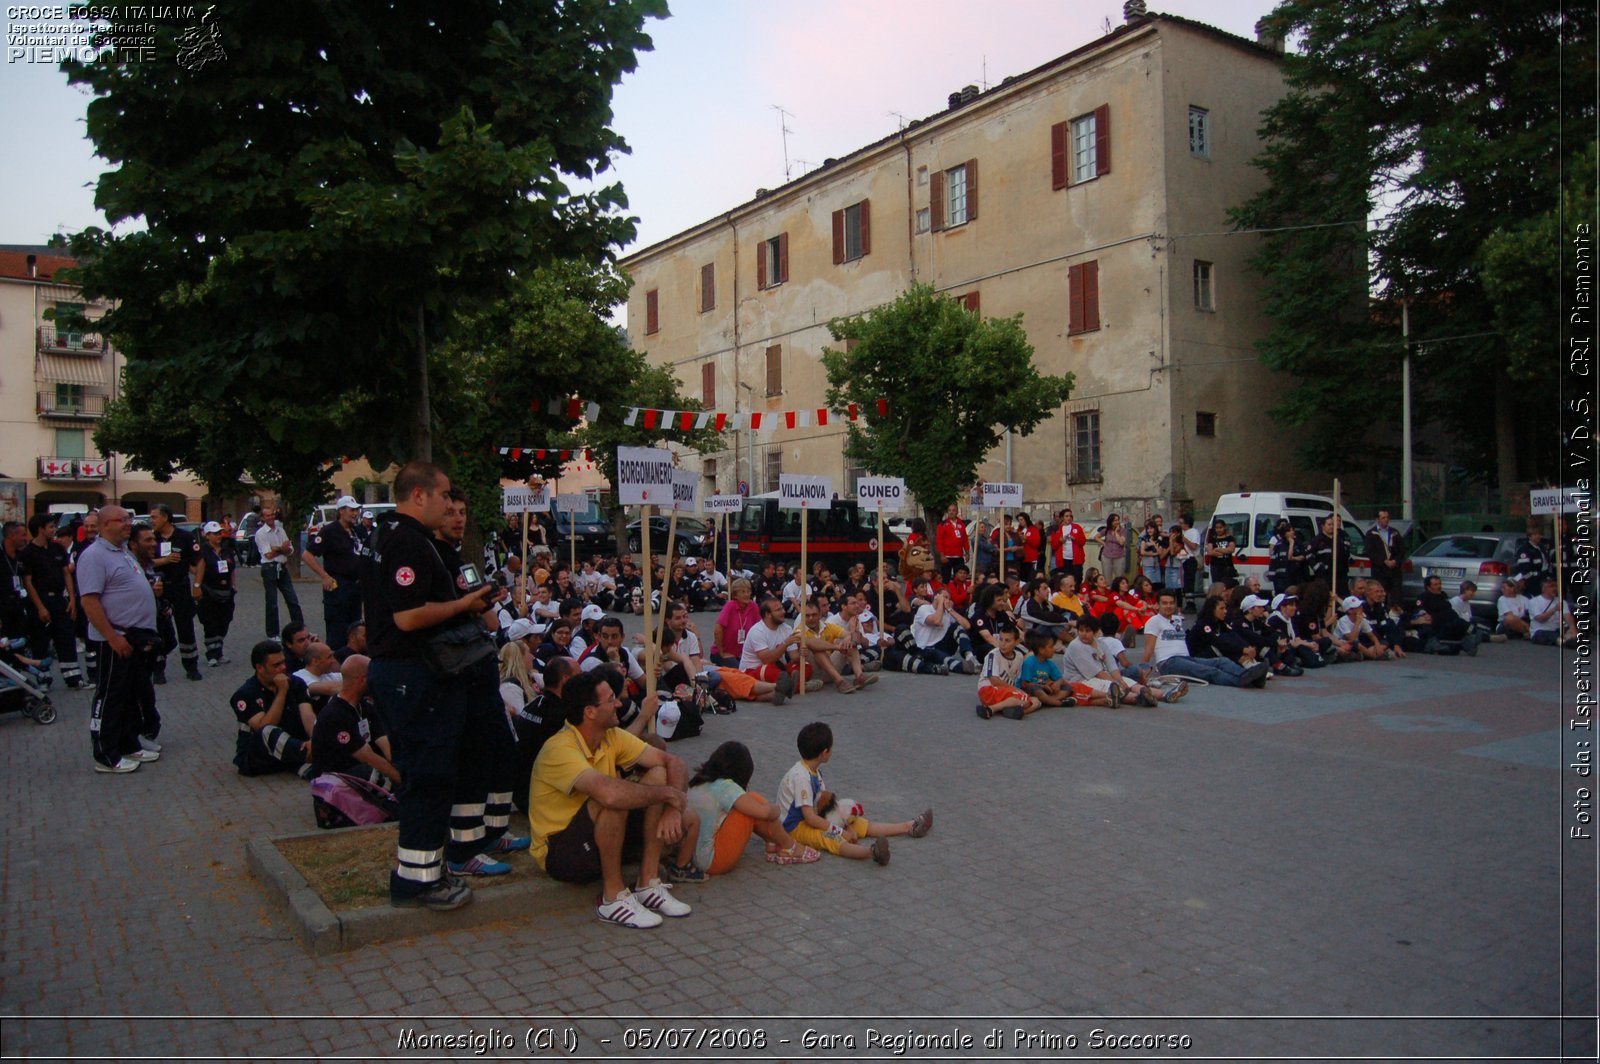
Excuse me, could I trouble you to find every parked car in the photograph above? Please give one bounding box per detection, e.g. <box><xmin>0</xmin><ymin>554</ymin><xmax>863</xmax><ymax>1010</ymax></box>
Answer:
<box><xmin>1400</xmin><ymin>532</ymin><xmax>1526</xmax><ymax>624</ymax></box>
<box><xmin>626</xmin><ymin>515</ymin><xmax>710</xmax><ymax>557</ymax></box>
<box><xmin>548</xmin><ymin>497</ymin><xmax>617</xmax><ymax>560</ymax></box>
<box><xmin>234</xmin><ymin>511</ymin><xmax>264</xmax><ymax>565</ymax></box>
<box><xmin>305</xmin><ymin>501</ymin><xmax>394</xmax><ymax>532</ymax></box>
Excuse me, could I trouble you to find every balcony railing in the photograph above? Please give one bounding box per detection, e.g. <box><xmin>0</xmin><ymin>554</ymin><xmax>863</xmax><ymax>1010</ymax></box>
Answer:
<box><xmin>37</xmin><ymin>391</ymin><xmax>107</xmax><ymax>419</ymax></box>
<box><xmin>37</xmin><ymin>326</ymin><xmax>105</xmax><ymax>354</ymax></box>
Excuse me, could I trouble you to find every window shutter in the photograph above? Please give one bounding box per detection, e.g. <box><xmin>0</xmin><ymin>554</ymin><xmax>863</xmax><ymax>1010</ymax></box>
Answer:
<box><xmin>700</xmin><ymin>263</ymin><xmax>715</xmax><ymax>312</ymax></box>
<box><xmin>1083</xmin><ymin>261</ymin><xmax>1100</xmax><ymax>331</ymax></box>
<box><xmin>831</xmin><ymin>209</ymin><xmax>845</xmax><ymax>265</ymax></box>
<box><xmin>965</xmin><ymin>159</ymin><xmax>979</xmax><ymax>221</ymax></box>
<box><xmin>777</xmin><ymin>232</ymin><xmax>789</xmax><ymax>283</ymax></box>
<box><xmin>756</xmin><ymin>241</ymin><xmax>767</xmax><ymax>289</ymax></box>
<box><xmin>1068</xmin><ymin>264</ymin><xmax>1084</xmax><ymax>334</ymax></box>
<box><xmin>702</xmin><ymin>362</ymin><xmax>715</xmax><ymax>407</ymax></box>
<box><xmin>858</xmin><ymin>198</ymin><xmax>871</xmax><ymax>257</ymax></box>
<box><xmin>929</xmin><ymin>170</ymin><xmax>945</xmax><ymax>232</ymax></box>
<box><xmin>645</xmin><ymin>289</ymin><xmax>659</xmax><ymax>334</ymax></box>
<box><xmin>1051</xmin><ymin>121</ymin><xmax>1068</xmax><ymax>190</ymax></box>
<box><xmin>963</xmin><ymin>291</ymin><xmax>980</xmax><ymax>314</ymax></box>
<box><xmin>766</xmin><ymin>344</ymin><xmax>782</xmax><ymax>395</ymax></box>
<box><xmin>1095</xmin><ymin>104</ymin><xmax>1111</xmax><ymax>176</ymax></box>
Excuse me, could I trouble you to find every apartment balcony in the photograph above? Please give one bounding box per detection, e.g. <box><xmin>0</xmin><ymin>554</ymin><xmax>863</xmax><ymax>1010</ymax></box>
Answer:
<box><xmin>37</xmin><ymin>390</ymin><xmax>106</xmax><ymax>420</ymax></box>
<box><xmin>37</xmin><ymin>326</ymin><xmax>105</xmax><ymax>354</ymax></box>
<box><xmin>38</xmin><ymin>457</ymin><xmax>111</xmax><ymax>482</ymax></box>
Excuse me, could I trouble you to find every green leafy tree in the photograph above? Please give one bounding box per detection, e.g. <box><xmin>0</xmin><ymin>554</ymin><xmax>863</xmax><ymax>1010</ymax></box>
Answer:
<box><xmin>1232</xmin><ymin>0</ymin><xmax>1593</xmax><ymax>487</ymax></box>
<box><xmin>58</xmin><ymin>0</ymin><xmax>666</xmax><ymax>495</ymax></box>
<box><xmin>822</xmin><ymin>283</ymin><xmax>1073</xmax><ymax>537</ymax></box>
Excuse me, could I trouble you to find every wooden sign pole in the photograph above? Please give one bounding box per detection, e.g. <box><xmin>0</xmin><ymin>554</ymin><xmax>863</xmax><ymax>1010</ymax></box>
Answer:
<box><xmin>641</xmin><ymin>510</ymin><xmax>655</xmax><ymax>698</ymax></box>
<box><xmin>877</xmin><ymin>506</ymin><xmax>886</xmax><ymax>637</ymax></box>
<box><xmin>519</xmin><ymin>494</ymin><xmax>529</xmax><ymax>617</ymax></box>
<box><xmin>725</xmin><ymin>512</ymin><xmax>733</xmax><ymax>583</ymax></box>
<box><xmin>656</xmin><ymin>510</ymin><xmax>679</xmax><ymax>649</ymax></box>
<box><xmin>998</xmin><ymin>507</ymin><xmax>1006</xmax><ymax>588</ymax></box>
<box><xmin>797</xmin><ymin>505</ymin><xmax>808</xmax><ymax>699</ymax></box>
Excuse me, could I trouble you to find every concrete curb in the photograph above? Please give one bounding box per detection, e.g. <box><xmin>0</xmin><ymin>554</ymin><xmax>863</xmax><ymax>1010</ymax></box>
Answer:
<box><xmin>248</xmin><ymin>826</ymin><xmax>597</xmax><ymax>954</ymax></box>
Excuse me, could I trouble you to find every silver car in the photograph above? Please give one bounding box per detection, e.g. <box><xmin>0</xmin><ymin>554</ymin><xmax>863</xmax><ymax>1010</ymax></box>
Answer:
<box><xmin>1400</xmin><ymin>532</ymin><xmax>1527</xmax><ymax>623</ymax></box>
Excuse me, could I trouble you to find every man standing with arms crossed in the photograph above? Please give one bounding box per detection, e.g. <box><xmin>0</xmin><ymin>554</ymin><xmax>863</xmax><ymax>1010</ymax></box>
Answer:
<box><xmin>77</xmin><ymin>506</ymin><xmax>160</xmax><ymax>773</ymax></box>
<box><xmin>254</xmin><ymin>506</ymin><xmax>304</xmax><ymax>639</ymax></box>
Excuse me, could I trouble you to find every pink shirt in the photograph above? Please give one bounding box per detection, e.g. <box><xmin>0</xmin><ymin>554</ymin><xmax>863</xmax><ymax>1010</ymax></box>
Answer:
<box><xmin>715</xmin><ymin>599</ymin><xmax>762</xmax><ymax>658</ymax></box>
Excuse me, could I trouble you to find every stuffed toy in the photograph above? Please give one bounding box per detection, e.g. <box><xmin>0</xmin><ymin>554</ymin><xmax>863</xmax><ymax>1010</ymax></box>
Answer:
<box><xmin>816</xmin><ymin>790</ymin><xmax>864</xmax><ymax>837</ymax></box>
<box><xmin>898</xmin><ymin>540</ymin><xmax>935</xmax><ymax>585</ymax></box>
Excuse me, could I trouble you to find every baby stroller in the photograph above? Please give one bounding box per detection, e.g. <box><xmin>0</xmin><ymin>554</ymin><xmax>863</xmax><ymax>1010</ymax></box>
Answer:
<box><xmin>0</xmin><ymin>637</ymin><xmax>58</xmax><ymax>725</ymax></box>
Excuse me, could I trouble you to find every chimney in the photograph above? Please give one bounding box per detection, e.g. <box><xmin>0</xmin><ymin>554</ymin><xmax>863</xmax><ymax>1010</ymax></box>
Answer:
<box><xmin>1255</xmin><ymin>18</ymin><xmax>1285</xmax><ymax>54</ymax></box>
<box><xmin>949</xmin><ymin>84</ymin><xmax>980</xmax><ymax>109</ymax></box>
<box><xmin>1123</xmin><ymin>0</ymin><xmax>1147</xmax><ymax>22</ymax></box>
<box><xmin>26</xmin><ymin>254</ymin><xmax>36</xmax><ymax>278</ymax></box>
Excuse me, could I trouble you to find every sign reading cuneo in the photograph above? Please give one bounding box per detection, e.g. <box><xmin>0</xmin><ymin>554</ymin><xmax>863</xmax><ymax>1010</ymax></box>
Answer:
<box><xmin>857</xmin><ymin>476</ymin><xmax>907</xmax><ymax>513</ymax></box>
<box><xmin>704</xmin><ymin>494</ymin><xmax>745</xmax><ymax>515</ymax></box>
<box><xmin>1530</xmin><ymin>486</ymin><xmax>1588</xmax><ymax>515</ymax></box>
<box><xmin>980</xmin><ymin>482</ymin><xmax>1024</xmax><ymax>510</ymax></box>
<box><xmin>616</xmin><ymin>446</ymin><xmax>674</xmax><ymax>505</ymax></box>
<box><xmin>501</xmin><ymin>484</ymin><xmax>551</xmax><ymax>513</ymax></box>
<box><xmin>555</xmin><ymin>493</ymin><xmax>589</xmax><ymax>515</ymax></box>
<box><xmin>670</xmin><ymin>469</ymin><xmax>701</xmax><ymax>513</ymax></box>
<box><xmin>778</xmin><ymin>473</ymin><xmax>835</xmax><ymax>511</ymax></box>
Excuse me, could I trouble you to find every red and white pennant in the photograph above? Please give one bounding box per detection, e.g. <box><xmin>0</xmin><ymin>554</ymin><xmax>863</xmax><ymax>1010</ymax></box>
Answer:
<box><xmin>622</xmin><ymin>399</ymin><xmax>888</xmax><ymax>431</ymax></box>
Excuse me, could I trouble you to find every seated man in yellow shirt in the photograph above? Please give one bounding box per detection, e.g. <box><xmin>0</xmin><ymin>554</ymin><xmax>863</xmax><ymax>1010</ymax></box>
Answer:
<box><xmin>528</xmin><ymin>670</ymin><xmax>701</xmax><ymax>929</ymax></box>
<box><xmin>794</xmin><ymin>600</ymin><xmax>875</xmax><ymax>694</ymax></box>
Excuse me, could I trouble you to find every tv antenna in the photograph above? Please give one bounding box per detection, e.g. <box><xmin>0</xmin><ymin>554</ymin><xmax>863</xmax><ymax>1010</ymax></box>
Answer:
<box><xmin>888</xmin><ymin>110</ymin><xmax>907</xmax><ymax>130</ymax></box>
<box><xmin>771</xmin><ymin>104</ymin><xmax>795</xmax><ymax>180</ymax></box>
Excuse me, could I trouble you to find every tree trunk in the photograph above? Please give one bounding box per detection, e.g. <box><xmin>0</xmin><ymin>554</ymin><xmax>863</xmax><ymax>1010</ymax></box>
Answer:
<box><xmin>414</xmin><ymin>300</ymin><xmax>433</xmax><ymax>461</ymax></box>
<box><xmin>1494</xmin><ymin>373</ymin><xmax>1518</xmax><ymax>506</ymax></box>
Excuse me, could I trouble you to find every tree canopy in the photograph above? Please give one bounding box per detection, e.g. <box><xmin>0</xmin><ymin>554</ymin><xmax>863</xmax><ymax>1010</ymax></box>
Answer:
<box><xmin>59</xmin><ymin>0</ymin><xmax>667</xmax><ymax>504</ymax></box>
<box><xmin>1232</xmin><ymin>0</ymin><xmax>1593</xmax><ymax>486</ymax></box>
<box><xmin>822</xmin><ymin>283</ymin><xmax>1073</xmax><ymax>518</ymax></box>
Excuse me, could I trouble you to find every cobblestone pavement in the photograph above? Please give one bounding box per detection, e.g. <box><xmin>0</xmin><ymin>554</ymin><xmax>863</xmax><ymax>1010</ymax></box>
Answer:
<box><xmin>0</xmin><ymin>576</ymin><xmax>1591</xmax><ymax>1061</ymax></box>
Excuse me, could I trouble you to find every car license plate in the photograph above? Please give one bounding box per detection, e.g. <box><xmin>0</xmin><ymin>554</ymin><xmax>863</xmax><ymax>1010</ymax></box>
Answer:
<box><xmin>1428</xmin><ymin>566</ymin><xmax>1464</xmax><ymax>581</ymax></box>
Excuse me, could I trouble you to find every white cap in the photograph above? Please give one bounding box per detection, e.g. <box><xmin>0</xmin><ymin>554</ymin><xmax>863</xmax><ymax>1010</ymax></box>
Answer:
<box><xmin>1271</xmin><ymin>593</ymin><xmax>1297</xmax><ymax>610</ymax></box>
<box><xmin>504</xmin><ymin>618</ymin><xmax>539</xmax><ymax>643</ymax></box>
<box><xmin>580</xmin><ymin>604</ymin><xmax>605</xmax><ymax>622</ymax></box>
<box><xmin>1342</xmin><ymin>595</ymin><xmax>1365</xmax><ymax>611</ymax></box>
<box><xmin>654</xmin><ymin>699</ymin><xmax>682</xmax><ymax>740</ymax></box>
<box><xmin>201</xmin><ymin>520</ymin><xmax>223</xmax><ymax>534</ymax></box>
<box><xmin>1240</xmin><ymin>594</ymin><xmax>1269</xmax><ymax>611</ymax></box>
<box><xmin>335</xmin><ymin>495</ymin><xmax>360</xmax><ymax>510</ymax></box>
<box><xmin>685</xmin><ymin>557</ymin><xmax>699</xmax><ymax>567</ymax></box>
<box><xmin>361</xmin><ymin>510</ymin><xmax>374</xmax><ymax>520</ymax></box>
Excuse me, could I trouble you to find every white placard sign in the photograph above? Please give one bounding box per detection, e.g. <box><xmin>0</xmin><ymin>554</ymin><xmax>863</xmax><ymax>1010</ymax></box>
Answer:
<box><xmin>616</xmin><ymin>446</ymin><xmax>674</xmax><ymax>505</ymax></box>
<box><xmin>501</xmin><ymin>484</ymin><xmax>551</xmax><ymax>513</ymax></box>
<box><xmin>981</xmin><ymin>482</ymin><xmax>1024</xmax><ymax>510</ymax></box>
<box><xmin>555</xmin><ymin>493</ymin><xmax>589</xmax><ymax>515</ymax></box>
<box><xmin>704</xmin><ymin>494</ymin><xmax>745</xmax><ymax>515</ymax></box>
<box><xmin>1530</xmin><ymin>486</ymin><xmax>1586</xmax><ymax>515</ymax></box>
<box><xmin>857</xmin><ymin>476</ymin><xmax>906</xmax><ymax>513</ymax></box>
<box><xmin>670</xmin><ymin>469</ymin><xmax>701</xmax><ymax>513</ymax></box>
<box><xmin>778</xmin><ymin>474</ymin><xmax>835</xmax><ymax>511</ymax></box>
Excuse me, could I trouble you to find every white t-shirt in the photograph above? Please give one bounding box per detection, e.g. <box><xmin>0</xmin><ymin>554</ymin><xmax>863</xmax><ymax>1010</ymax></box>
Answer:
<box><xmin>1334</xmin><ymin>615</ymin><xmax>1372</xmax><ymax>640</ymax></box>
<box><xmin>781</xmin><ymin>579</ymin><xmax>806</xmax><ymax>608</ymax></box>
<box><xmin>677</xmin><ymin>627</ymin><xmax>703</xmax><ymax>659</ymax></box>
<box><xmin>1448</xmin><ymin>595</ymin><xmax>1475</xmax><ymax>623</ymax></box>
<box><xmin>1181</xmin><ymin>527</ymin><xmax>1202</xmax><ymax>560</ymax></box>
<box><xmin>980</xmin><ymin>647</ymin><xmax>1024</xmax><ymax>687</ymax></box>
<box><xmin>580</xmin><ymin>645</ymin><xmax>644</xmax><ymax>681</ymax></box>
<box><xmin>1100</xmin><ymin>634</ymin><xmax>1129</xmax><ymax>666</ymax></box>
<box><xmin>294</xmin><ymin>668</ymin><xmax>340</xmax><ymax>690</ymax></box>
<box><xmin>775</xmin><ymin>760</ymin><xmax>823</xmax><ymax>833</ymax></box>
<box><xmin>498</xmin><ymin>680</ymin><xmax>528</xmax><ymax>713</ymax></box>
<box><xmin>1528</xmin><ymin>594</ymin><xmax>1566</xmax><ymax>634</ymax></box>
<box><xmin>1142</xmin><ymin>613</ymin><xmax>1188</xmax><ymax>664</ymax></box>
<box><xmin>740</xmin><ymin>620</ymin><xmax>793</xmax><ymax>672</ymax></box>
<box><xmin>569</xmin><ymin>633</ymin><xmax>589</xmax><ymax>659</ymax></box>
<box><xmin>532</xmin><ymin>598</ymin><xmax>560</xmax><ymax>621</ymax></box>
<box><xmin>912</xmin><ymin>603</ymin><xmax>955</xmax><ymax>649</ymax></box>
<box><xmin>1497</xmin><ymin>594</ymin><xmax>1530</xmax><ymax>621</ymax></box>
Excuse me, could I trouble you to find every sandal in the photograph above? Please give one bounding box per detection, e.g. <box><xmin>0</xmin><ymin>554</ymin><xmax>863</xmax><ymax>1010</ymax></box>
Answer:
<box><xmin>766</xmin><ymin>844</ymin><xmax>821</xmax><ymax>865</ymax></box>
<box><xmin>975</xmin><ymin>702</ymin><xmax>994</xmax><ymax>719</ymax></box>
<box><xmin>836</xmin><ymin>679</ymin><xmax>856</xmax><ymax>694</ymax></box>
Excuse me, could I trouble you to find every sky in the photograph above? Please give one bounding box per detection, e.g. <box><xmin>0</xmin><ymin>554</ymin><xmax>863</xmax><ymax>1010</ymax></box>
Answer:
<box><xmin>0</xmin><ymin>0</ymin><xmax>1276</xmax><ymax>253</ymax></box>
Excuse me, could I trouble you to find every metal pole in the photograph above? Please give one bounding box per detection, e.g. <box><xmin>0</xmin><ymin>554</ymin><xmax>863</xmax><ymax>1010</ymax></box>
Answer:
<box><xmin>797</xmin><ymin>506</ymin><xmax>808</xmax><ymax>699</ymax></box>
<box><xmin>1402</xmin><ymin>301</ymin><xmax>1413</xmax><ymax>522</ymax></box>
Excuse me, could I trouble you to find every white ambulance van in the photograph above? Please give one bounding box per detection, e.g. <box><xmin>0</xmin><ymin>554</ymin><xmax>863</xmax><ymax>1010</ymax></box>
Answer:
<box><xmin>1205</xmin><ymin>492</ymin><xmax>1371</xmax><ymax>587</ymax></box>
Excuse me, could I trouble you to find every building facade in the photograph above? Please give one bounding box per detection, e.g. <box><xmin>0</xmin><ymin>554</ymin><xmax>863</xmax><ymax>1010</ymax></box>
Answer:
<box><xmin>622</xmin><ymin>12</ymin><xmax>1315</xmax><ymax>524</ymax></box>
<box><xmin>0</xmin><ymin>245</ymin><xmax>212</xmax><ymax>520</ymax></box>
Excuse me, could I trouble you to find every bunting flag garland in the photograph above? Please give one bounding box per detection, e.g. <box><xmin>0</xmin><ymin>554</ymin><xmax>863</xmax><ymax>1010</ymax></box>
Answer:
<box><xmin>496</xmin><ymin>447</ymin><xmax>594</xmax><ymax>462</ymax></box>
<box><xmin>643</xmin><ymin>409</ymin><xmax>658</xmax><ymax>429</ymax></box>
<box><xmin>612</xmin><ymin>400</ymin><xmax>886</xmax><ymax>431</ymax></box>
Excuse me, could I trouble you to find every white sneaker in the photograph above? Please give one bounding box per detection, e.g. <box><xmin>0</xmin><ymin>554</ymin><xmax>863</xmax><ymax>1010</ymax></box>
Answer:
<box><xmin>128</xmin><ymin>748</ymin><xmax>160</xmax><ymax>762</ymax></box>
<box><xmin>633</xmin><ymin>878</ymin><xmax>692</xmax><ymax>918</ymax></box>
<box><xmin>138</xmin><ymin>734</ymin><xmax>163</xmax><ymax>753</ymax></box>
<box><xmin>596</xmin><ymin>888</ymin><xmax>662</xmax><ymax>929</ymax></box>
<box><xmin>94</xmin><ymin>757</ymin><xmax>140</xmax><ymax>774</ymax></box>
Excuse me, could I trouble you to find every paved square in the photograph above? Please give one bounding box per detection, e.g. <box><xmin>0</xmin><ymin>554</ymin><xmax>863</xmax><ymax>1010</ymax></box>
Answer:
<box><xmin>0</xmin><ymin>577</ymin><xmax>1590</xmax><ymax>1059</ymax></box>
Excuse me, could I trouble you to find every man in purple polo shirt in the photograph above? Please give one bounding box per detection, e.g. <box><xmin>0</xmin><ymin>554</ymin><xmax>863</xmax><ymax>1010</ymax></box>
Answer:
<box><xmin>76</xmin><ymin>505</ymin><xmax>160</xmax><ymax>774</ymax></box>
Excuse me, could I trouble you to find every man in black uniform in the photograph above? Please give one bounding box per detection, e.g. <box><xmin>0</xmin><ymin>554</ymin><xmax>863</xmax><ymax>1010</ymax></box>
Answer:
<box><xmin>303</xmin><ymin>495</ymin><xmax>365</xmax><ymax>650</ymax></box>
<box><xmin>21</xmin><ymin>515</ymin><xmax>83</xmax><ymax>687</ymax></box>
<box><xmin>365</xmin><ymin>462</ymin><xmax>504</xmax><ymax>911</ymax></box>
<box><xmin>310</xmin><ymin>654</ymin><xmax>400</xmax><ymax>787</ymax></box>
<box><xmin>1364</xmin><ymin>510</ymin><xmax>1406</xmax><ymax>604</ymax></box>
<box><xmin>1307</xmin><ymin>515</ymin><xmax>1352</xmax><ymax>597</ymax></box>
<box><xmin>1511</xmin><ymin>524</ymin><xmax>1553</xmax><ymax>593</ymax></box>
<box><xmin>192</xmin><ymin>521</ymin><xmax>237</xmax><ymax>667</ymax></box>
<box><xmin>230</xmin><ymin>640</ymin><xmax>314</xmax><ymax>778</ymax></box>
<box><xmin>150</xmin><ymin>505</ymin><xmax>203</xmax><ymax>682</ymax></box>
<box><xmin>0</xmin><ymin>521</ymin><xmax>30</xmax><ymax>645</ymax></box>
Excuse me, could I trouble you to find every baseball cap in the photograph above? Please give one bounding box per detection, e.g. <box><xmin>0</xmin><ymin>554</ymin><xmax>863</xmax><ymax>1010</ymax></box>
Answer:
<box><xmin>685</xmin><ymin>557</ymin><xmax>699</xmax><ymax>568</ymax></box>
<box><xmin>504</xmin><ymin>618</ymin><xmax>539</xmax><ymax>643</ymax></box>
<box><xmin>335</xmin><ymin>495</ymin><xmax>359</xmax><ymax>510</ymax></box>
<box><xmin>1342</xmin><ymin>595</ymin><xmax>1365</xmax><ymax>611</ymax></box>
<box><xmin>580</xmin><ymin>604</ymin><xmax>605</xmax><ymax>622</ymax></box>
<box><xmin>654</xmin><ymin>699</ymin><xmax>682</xmax><ymax>740</ymax></box>
<box><xmin>360</xmin><ymin>510</ymin><xmax>374</xmax><ymax>520</ymax></box>
<box><xmin>1240</xmin><ymin>594</ymin><xmax>1269</xmax><ymax>611</ymax></box>
<box><xmin>201</xmin><ymin>520</ymin><xmax>223</xmax><ymax>534</ymax></box>
<box><xmin>1270</xmin><ymin>593</ymin><xmax>1298</xmax><ymax>610</ymax></box>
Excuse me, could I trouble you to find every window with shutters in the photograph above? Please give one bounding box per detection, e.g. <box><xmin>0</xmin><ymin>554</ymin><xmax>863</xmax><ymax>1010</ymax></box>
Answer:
<box><xmin>1196</xmin><ymin>411</ymin><xmax>1217</xmax><ymax>438</ymax></box>
<box><xmin>845</xmin><ymin>461</ymin><xmax>866</xmax><ymax>498</ymax></box>
<box><xmin>1062</xmin><ymin>105</ymin><xmax>1111</xmax><ymax>186</ymax></box>
<box><xmin>1188</xmin><ymin>107</ymin><xmax>1210</xmax><ymax>158</ymax></box>
<box><xmin>929</xmin><ymin>159</ymin><xmax>978</xmax><ymax>230</ymax></box>
<box><xmin>946</xmin><ymin>165</ymin><xmax>968</xmax><ymax>226</ymax></box>
<box><xmin>1071</xmin><ymin>412</ymin><xmax>1101</xmax><ymax>483</ymax></box>
<box><xmin>764</xmin><ymin>448</ymin><xmax>783</xmax><ymax>493</ymax></box>
<box><xmin>1067</xmin><ymin>261</ymin><xmax>1100</xmax><ymax>334</ymax></box>
<box><xmin>56</xmin><ymin>428</ymin><xmax>86</xmax><ymax>459</ymax></box>
<box><xmin>701</xmin><ymin>362</ymin><xmax>716</xmax><ymax>407</ymax></box>
<box><xmin>758</xmin><ymin>233</ymin><xmax>789</xmax><ymax>289</ymax></box>
<box><xmin>700</xmin><ymin>263</ymin><xmax>715</xmax><ymax>312</ymax></box>
<box><xmin>765</xmin><ymin>344</ymin><xmax>782</xmax><ymax>396</ymax></box>
<box><xmin>959</xmin><ymin>291</ymin><xmax>980</xmax><ymax>314</ymax></box>
<box><xmin>832</xmin><ymin>200</ymin><xmax>870</xmax><ymax>264</ymax></box>
<box><xmin>1193</xmin><ymin>261</ymin><xmax>1214</xmax><ymax>310</ymax></box>
<box><xmin>645</xmin><ymin>289</ymin><xmax>659</xmax><ymax>334</ymax></box>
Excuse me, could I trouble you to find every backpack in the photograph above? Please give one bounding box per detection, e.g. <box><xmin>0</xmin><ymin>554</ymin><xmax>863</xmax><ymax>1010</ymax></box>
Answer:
<box><xmin>311</xmin><ymin>771</ymin><xmax>399</xmax><ymax>829</ymax></box>
<box><xmin>660</xmin><ymin>684</ymin><xmax>705</xmax><ymax>742</ymax></box>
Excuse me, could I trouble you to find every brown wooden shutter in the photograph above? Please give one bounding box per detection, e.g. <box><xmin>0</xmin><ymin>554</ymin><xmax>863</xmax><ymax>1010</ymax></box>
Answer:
<box><xmin>702</xmin><ymin>362</ymin><xmax>715</xmax><ymax>407</ymax></box>
<box><xmin>766</xmin><ymin>344</ymin><xmax>782</xmax><ymax>395</ymax></box>
<box><xmin>645</xmin><ymin>289</ymin><xmax>659</xmax><ymax>334</ymax></box>
<box><xmin>965</xmin><ymin>159</ymin><xmax>979</xmax><ymax>221</ymax></box>
<box><xmin>963</xmin><ymin>291</ymin><xmax>980</xmax><ymax>314</ymax></box>
<box><xmin>831</xmin><ymin>209</ymin><xmax>845</xmax><ymax>265</ymax></box>
<box><xmin>756</xmin><ymin>241</ymin><xmax>767</xmax><ymax>289</ymax></box>
<box><xmin>1083</xmin><ymin>260</ymin><xmax>1100</xmax><ymax>330</ymax></box>
<box><xmin>700</xmin><ymin>263</ymin><xmax>715</xmax><ymax>312</ymax></box>
<box><xmin>930</xmin><ymin>170</ymin><xmax>945</xmax><ymax>232</ymax></box>
<box><xmin>1051</xmin><ymin>121</ymin><xmax>1069</xmax><ymax>190</ymax></box>
<box><xmin>777</xmin><ymin>232</ymin><xmax>789</xmax><ymax>283</ymax></box>
<box><xmin>1068</xmin><ymin>265</ymin><xmax>1084</xmax><ymax>334</ymax></box>
<box><xmin>1095</xmin><ymin>104</ymin><xmax>1111</xmax><ymax>176</ymax></box>
<box><xmin>858</xmin><ymin>199</ymin><xmax>871</xmax><ymax>256</ymax></box>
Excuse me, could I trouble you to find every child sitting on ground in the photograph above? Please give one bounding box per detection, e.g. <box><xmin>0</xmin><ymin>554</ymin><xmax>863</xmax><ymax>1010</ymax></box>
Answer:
<box><xmin>976</xmin><ymin>623</ymin><xmax>1039</xmax><ymax>720</ymax></box>
<box><xmin>1096</xmin><ymin>612</ymin><xmax>1150</xmax><ymax>684</ymax></box>
<box><xmin>1019</xmin><ymin>630</ymin><xmax>1112</xmax><ymax>708</ymax></box>
<box><xmin>775</xmin><ymin>721</ymin><xmax>933</xmax><ymax>866</ymax></box>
